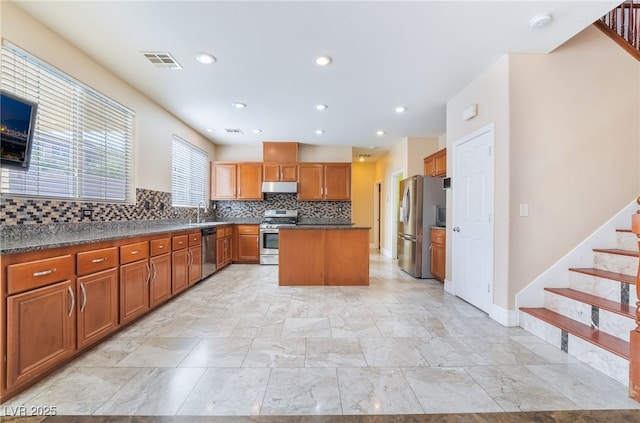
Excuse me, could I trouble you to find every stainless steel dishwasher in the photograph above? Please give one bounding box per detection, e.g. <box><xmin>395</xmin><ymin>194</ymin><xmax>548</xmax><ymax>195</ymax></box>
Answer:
<box><xmin>201</xmin><ymin>227</ymin><xmax>217</xmax><ymax>279</ymax></box>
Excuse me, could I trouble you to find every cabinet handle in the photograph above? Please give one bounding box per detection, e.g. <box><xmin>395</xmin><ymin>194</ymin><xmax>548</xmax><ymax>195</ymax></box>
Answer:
<box><xmin>67</xmin><ymin>286</ymin><xmax>75</xmax><ymax>317</ymax></box>
<box><xmin>158</xmin><ymin>245</ymin><xmax>165</xmax><ymax>249</ymax></box>
<box><xmin>33</xmin><ymin>268</ymin><xmax>56</xmax><ymax>277</ymax></box>
<box><xmin>151</xmin><ymin>262</ymin><xmax>157</xmax><ymax>282</ymax></box>
<box><xmin>130</xmin><ymin>250</ymin><xmax>140</xmax><ymax>255</ymax></box>
<box><xmin>80</xmin><ymin>282</ymin><xmax>87</xmax><ymax>313</ymax></box>
<box><xmin>145</xmin><ymin>263</ymin><xmax>151</xmax><ymax>285</ymax></box>
<box><xmin>187</xmin><ymin>250</ymin><xmax>192</xmax><ymax>267</ymax></box>
<box><xmin>91</xmin><ymin>257</ymin><xmax>106</xmax><ymax>263</ymax></box>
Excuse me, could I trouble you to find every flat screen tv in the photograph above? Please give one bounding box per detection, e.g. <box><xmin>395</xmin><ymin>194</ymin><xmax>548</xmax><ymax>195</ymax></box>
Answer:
<box><xmin>1</xmin><ymin>90</ymin><xmax>38</xmax><ymax>170</ymax></box>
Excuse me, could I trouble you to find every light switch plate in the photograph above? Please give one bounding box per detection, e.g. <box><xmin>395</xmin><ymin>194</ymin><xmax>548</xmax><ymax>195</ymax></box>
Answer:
<box><xmin>519</xmin><ymin>203</ymin><xmax>529</xmax><ymax>217</ymax></box>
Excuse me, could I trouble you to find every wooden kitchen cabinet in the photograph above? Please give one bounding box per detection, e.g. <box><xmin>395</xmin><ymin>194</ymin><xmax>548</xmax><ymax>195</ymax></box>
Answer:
<box><xmin>263</xmin><ymin>163</ymin><xmax>298</xmax><ymax>182</ymax></box>
<box><xmin>172</xmin><ymin>233</ymin><xmax>201</xmax><ymax>293</ymax></box>
<box><xmin>234</xmin><ymin>224</ymin><xmax>260</xmax><ymax>263</ymax></box>
<box><xmin>216</xmin><ymin>225</ymin><xmax>233</xmax><ymax>269</ymax></box>
<box><xmin>149</xmin><ymin>237</ymin><xmax>172</xmax><ymax>307</ymax></box>
<box><xmin>430</xmin><ymin>228</ymin><xmax>446</xmax><ymax>282</ymax></box>
<box><xmin>119</xmin><ymin>240</ymin><xmax>150</xmax><ymax>324</ymax></box>
<box><xmin>298</xmin><ymin>163</ymin><xmax>351</xmax><ymax>201</ymax></box>
<box><xmin>6</xmin><ymin>280</ymin><xmax>76</xmax><ymax>390</ymax></box>
<box><xmin>76</xmin><ymin>245</ymin><xmax>119</xmax><ymax>350</ymax></box>
<box><xmin>211</xmin><ymin>162</ymin><xmax>263</xmax><ymax>200</ymax></box>
<box><xmin>424</xmin><ymin>148</ymin><xmax>447</xmax><ymax>177</ymax></box>
<box><xmin>188</xmin><ymin>232</ymin><xmax>202</xmax><ymax>285</ymax></box>
<box><xmin>263</xmin><ymin>141</ymin><xmax>298</xmax><ymax>162</ymax></box>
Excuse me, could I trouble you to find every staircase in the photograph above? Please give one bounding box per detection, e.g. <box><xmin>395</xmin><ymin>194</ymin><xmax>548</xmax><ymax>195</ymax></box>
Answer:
<box><xmin>520</xmin><ymin>228</ymin><xmax>637</xmax><ymax>386</ymax></box>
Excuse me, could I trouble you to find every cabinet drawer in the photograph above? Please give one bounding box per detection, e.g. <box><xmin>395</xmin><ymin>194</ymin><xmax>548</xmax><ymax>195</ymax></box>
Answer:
<box><xmin>150</xmin><ymin>238</ymin><xmax>171</xmax><ymax>256</ymax></box>
<box><xmin>7</xmin><ymin>255</ymin><xmax>74</xmax><ymax>295</ymax></box>
<box><xmin>120</xmin><ymin>241</ymin><xmax>149</xmax><ymax>265</ymax></box>
<box><xmin>431</xmin><ymin>228</ymin><xmax>446</xmax><ymax>244</ymax></box>
<box><xmin>172</xmin><ymin>235</ymin><xmax>189</xmax><ymax>250</ymax></box>
<box><xmin>236</xmin><ymin>225</ymin><xmax>259</xmax><ymax>235</ymax></box>
<box><xmin>189</xmin><ymin>232</ymin><xmax>202</xmax><ymax>246</ymax></box>
<box><xmin>77</xmin><ymin>247</ymin><xmax>118</xmax><ymax>276</ymax></box>
<box><xmin>217</xmin><ymin>226</ymin><xmax>230</xmax><ymax>239</ymax></box>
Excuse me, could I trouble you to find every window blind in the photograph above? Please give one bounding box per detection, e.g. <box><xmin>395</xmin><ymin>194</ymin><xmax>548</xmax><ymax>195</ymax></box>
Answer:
<box><xmin>172</xmin><ymin>135</ymin><xmax>208</xmax><ymax>207</ymax></box>
<box><xmin>0</xmin><ymin>42</ymin><xmax>135</xmax><ymax>202</ymax></box>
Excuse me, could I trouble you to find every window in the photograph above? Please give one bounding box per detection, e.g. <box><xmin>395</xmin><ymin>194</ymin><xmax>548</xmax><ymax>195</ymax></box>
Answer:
<box><xmin>172</xmin><ymin>135</ymin><xmax>208</xmax><ymax>207</ymax></box>
<box><xmin>0</xmin><ymin>42</ymin><xmax>134</xmax><ymax>202</ymax></box>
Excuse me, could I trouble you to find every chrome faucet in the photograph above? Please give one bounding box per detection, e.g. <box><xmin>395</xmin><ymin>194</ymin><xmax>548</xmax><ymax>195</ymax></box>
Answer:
<box><xmin>196</xmin><ymin>200</ymin><xmax>208</xmax><ymax>223</ymax></box>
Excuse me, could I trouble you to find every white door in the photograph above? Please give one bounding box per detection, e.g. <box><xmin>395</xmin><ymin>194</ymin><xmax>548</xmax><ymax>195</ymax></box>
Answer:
<box><xmin>452</xmin><ymin>125</ymin><xmax>494</xmax><ymax>314</ymax></box>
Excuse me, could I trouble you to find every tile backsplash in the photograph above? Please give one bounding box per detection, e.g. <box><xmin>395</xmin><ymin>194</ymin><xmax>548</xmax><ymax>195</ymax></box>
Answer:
<box><xmin>0</xmin><ymin>190</ymin><xmax>351</xmax><ymax>225</ymax></box>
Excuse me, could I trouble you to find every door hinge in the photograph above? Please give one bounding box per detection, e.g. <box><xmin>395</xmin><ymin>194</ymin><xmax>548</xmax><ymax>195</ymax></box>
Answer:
<box><xmin>487</xmin><ymin>284</ymin><xmax>490</xmax><ymax>293</ymax></box>
<box><xmin>488</xmin><ymin>146</ymin><xmax>492</xmax><ymax>156</ymax></box>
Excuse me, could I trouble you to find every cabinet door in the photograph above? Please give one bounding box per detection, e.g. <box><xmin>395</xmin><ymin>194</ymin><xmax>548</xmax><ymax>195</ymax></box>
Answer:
<box><xmin>7</xmin><ymin>280</ymin><xmax>75</xmax><ymax>390</ymax></box>
<box><xmin>263</xmin><ymin>163</ymin><xmax>281</xmax><ymax>182</ymax></box>
<box><xmin>434</xmin><ymin>149</ymin><xmax>447</xmax><ymax>177</ymax></box>
<box><xmin>172</xmin><ymin>249</ymin><xmax>189</xmax><ymax>295</ymax></box>
<box><xmin>77</xmin><ymin>268</ymin><xmax>118</xmax><ymax>350</ymax></box>
<box><xmin>431</xmin><ymin>243</ymin><xmax>445</xmax><ymax>282</ymax></box>
<box><xmin>324</xmin><ymin>163</ymin><xmax>351</xmax><ymax>200</ymax></box>
<box><xmin>120</xmin><ymin>260</ymin><xmax>150</xmax><ymax>324</ymax></box>
<box><xmin>224</xmin><ymin>237</ymin><xmax>233</xmax><ymax>265</ymax></box>
<box><xmin>297</xmin><ymin>164</ymin><xmax>324</xmax><ymax>200</ymax></box>
<box><xmin>216</xmin><ymin>237</ymin><xmax>225</xmax><ymax>269</ymax></box>
<box><xmin>150</xmin><ymin>253</ymin><xmax>172</xmax><ymax>307</ymax></box>
<box><xmin>280</xmin><ymin>164</ymin><xmax>298</xmax><ymax>182</ymax></box>
<box><xmin>188</xmin><ymin>246</ymin><xmax>202</xmax><ymax>285</ymax></box>
<box><xmin>237</xmin><ymin>235</ymin><xmax>260</xmax><ymax>263</ymax></box>
<box><xmin>211</xmin><ymin>163</ymin><xmax>237</xmax><ymax>199</ymax></box>
<box><xmin>237</xmin><ymin>163</ymin><xmax>263</xmax><ymax>200</ymax></box>
<box><xmin>424</xmin><ymin>156</ymin><xmax>435</xmax><ymax>176</ymax></box>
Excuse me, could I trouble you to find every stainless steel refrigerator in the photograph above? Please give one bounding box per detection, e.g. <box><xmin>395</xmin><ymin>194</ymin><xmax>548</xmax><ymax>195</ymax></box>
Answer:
<box><xmin>397</xmin><ymin>175</ymin><xmax>446</xmax><ymax>278</ymax></box>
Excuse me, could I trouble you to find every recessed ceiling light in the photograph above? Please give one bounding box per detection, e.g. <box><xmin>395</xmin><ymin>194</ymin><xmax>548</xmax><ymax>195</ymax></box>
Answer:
<box><xmin>315</xmin><ymin>129</ymin><xmax>325</xmax><ymax>135</ymax></box>
<box><xmin>253</xmin><ymin>129</ymin><xmax>262</xmax><ymax>134</ymax></box>
<box><xmin>376</xmin><ymin>130</ymin><xmax>385</xmax><ymax>136</ymax></box>
<box><xmin>369</xmin><ymin>146</ymin><xmax>377</xmax><ymax>149</ymax></box>
<box><xmin>195</xmin><ymin>52</ymin><xmax>216</xmax><ymax>64</ymax></box>
<box><xmin>315</xmin><ymin>104</ymin><xmax>328</xmax><ymax>111</ymax></box>
<box><xmin>313</xmin><ymin>55</ymin><xmax>332</xmax><ymax>66</ymax></box>
<box><xmin>359</xmin><ymin>156</ymin><xmax>365</xmax><ymax>162</ymax></box>
<box><xmin>206</xmin><ymin>128</ymin><xmax>214</xmax><ymax>133</ymax></box>
<box><xmin>232</xmin><ymin>102</ymin><xmax>246</xmax><ymax>109</ymax></box>
<box><xmin>529</xmin><ymin>13</ymin><xmax>552</xmax><ymax>29</ymax></box>
<box><xmin>395</xmin><ymin>106</ymin><xmax>407</xmax><ymax>113</ymax></box>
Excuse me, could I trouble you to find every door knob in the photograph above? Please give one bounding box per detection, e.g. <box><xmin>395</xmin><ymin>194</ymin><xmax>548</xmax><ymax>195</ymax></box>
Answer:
<box><xmin>453</xmin><ymin>227</ymin><xmax>460</xmax><ymax>232</ymax></box>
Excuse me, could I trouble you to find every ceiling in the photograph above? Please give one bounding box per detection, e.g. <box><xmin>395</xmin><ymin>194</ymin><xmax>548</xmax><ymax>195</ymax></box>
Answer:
<box><xmin>11</xmin><ymin>1</ymin><xmax>620</xmax><ymax>162</ymax></box>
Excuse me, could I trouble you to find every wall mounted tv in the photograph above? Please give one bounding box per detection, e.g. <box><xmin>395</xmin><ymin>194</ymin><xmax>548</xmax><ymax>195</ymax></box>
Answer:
<box><xmin>1</xmin><ymin>90</ymin><xmax>38</xmax><ymax>170</ymax></box>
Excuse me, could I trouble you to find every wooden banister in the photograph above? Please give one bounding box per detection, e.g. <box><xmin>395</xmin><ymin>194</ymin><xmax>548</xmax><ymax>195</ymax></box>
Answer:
<box><xmin>630</xmin><ymin>197</ymin><xmax>640</xmax><ymax>401</ymax></box>
<box><xmin>596</xmin><ymin>1</ymin><xmax>640</xmax><ymax>61</ymax></box>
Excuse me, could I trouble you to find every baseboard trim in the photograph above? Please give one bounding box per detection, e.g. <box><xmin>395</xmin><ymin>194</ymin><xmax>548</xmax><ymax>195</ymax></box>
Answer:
<box><xmin>489</xmin><ymin>304</ymin><xmax>519</xmax><ymax>327</ymax></box>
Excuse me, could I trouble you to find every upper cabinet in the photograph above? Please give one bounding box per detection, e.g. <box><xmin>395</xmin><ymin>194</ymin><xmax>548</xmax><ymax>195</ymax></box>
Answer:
<box><xmin>298</xmin><ymin>163</ymin><xmax>351</xmax><ymax>201</ymax></box>
<box><xmin>263</xmin><ymin>163</ymin><xmax>298</xmax><ymax>182</ymax></box>
<box><xmin>263</xmin><ymin>142</ymin><xmax>298</xmax><ymax>162</ymax></box>
<box><xmin>424</xmin><ymin>148</ymin><xmax>446</xmax><ymax>177</ymax></box>
<box><xmin>210</xmin><ymin>162</ymin><xmax>263</xmax><ymax>200</ymax></box>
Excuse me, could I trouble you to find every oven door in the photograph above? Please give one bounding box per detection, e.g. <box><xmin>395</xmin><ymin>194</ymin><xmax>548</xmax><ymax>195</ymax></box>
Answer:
<box><xmin>260</xmin><ymin>228</ymin><xmax>280</xmax><ymax>264</ymax></box>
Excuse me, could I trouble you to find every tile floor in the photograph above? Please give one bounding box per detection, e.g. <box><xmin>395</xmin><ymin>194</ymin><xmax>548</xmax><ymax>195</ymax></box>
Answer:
<box><xmin>3</xmin><ymin>253</ymin><xmax>640</xmax><ymax>418</ymax></box>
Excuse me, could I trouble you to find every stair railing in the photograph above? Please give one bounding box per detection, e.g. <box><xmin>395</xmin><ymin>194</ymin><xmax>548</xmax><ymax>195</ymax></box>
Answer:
<box><xmin>630</xmin><ymin>197</ymin><xmax>640</xmax><ymax>401</ymax></box>
<box><xmin>596</xmin><ymin>0</ymin><xmax>640</xmax><ymax>60</ymax></box>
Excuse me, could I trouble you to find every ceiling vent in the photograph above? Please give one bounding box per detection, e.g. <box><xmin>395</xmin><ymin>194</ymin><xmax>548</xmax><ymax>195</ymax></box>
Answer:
<box><xmin>225</xmin><ymin>129</ymin><xmax>244</xmax><ymax>134</ymax></box>
<box><xmin>142</xmin><ymin>52</ymin><xmax>182</xmax><ymax>69</ymax></box>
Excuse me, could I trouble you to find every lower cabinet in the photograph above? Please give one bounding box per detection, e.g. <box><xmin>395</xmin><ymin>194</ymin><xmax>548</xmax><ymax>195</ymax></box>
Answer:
<box><xmin>119</xmin><ymin>259</ymin><xmax>150</xmax><ymax>324</ymax></box>
<box><xmin>234</xmin><ymin>224</ymin><xmax>260</xmax><ymax>263</ymax></box>
<box><xmin>77</xmin><ymin>268</ymin><xmax>119</xmax><ymax>350</ymax></box>
<box><xmin>172</xmin><ymin>232</ymin><xmax>202</xmax><ymax>293</ymax></box>
<box><xmin>6</xmin><ymin>280</ymin><xmax>76</xmax><ymax>390</ymax></box>
<box><xmin>216</xmin><ymin>225</ymin><xmax>233</xmax><ymax>269</ymax></box>
<box><xmin>150</xmin><ymin>253</ymin><xmax>172</xmax><ymax>307</ymax></box>
<box><xmin>430</xmin><ymin>228</ymin><xmax>446</xmax><ymax>282</ymax></box>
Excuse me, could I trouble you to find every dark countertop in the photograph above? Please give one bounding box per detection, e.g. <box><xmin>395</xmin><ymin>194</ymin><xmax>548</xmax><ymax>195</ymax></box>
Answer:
<box><xmin>0</xmin><ymin>220</ymin><xmax>242</xmax><ymax>255</ymax></box>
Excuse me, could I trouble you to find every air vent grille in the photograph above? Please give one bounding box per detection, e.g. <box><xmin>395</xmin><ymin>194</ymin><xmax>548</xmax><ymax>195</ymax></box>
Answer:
<box><xmin>225</xmin><ymin>129</ymin><xmax>244</xmax><ymax>134</ymax></box>
<box><xmin>142</xmin><ymin>52</ymin><xmax>182</xmax><ymax>69</ymax></box>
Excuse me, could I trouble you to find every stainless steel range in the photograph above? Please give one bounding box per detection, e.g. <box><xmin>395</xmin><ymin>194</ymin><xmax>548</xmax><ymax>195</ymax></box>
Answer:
<box><xmin>259</xmin><ymin>209</ymin><xmax>298</xmax><ymax>265</ymax></box>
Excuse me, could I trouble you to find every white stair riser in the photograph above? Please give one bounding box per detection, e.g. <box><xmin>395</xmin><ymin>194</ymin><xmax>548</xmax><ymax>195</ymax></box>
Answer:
<box><xmin>569</xmin><ymin>272</ymin><xmax>638</xmax><ymax>306</ymax></box>
<box><xmin>520</xmin><ymin>311</ymin><xmax>629</xmax><ymax>386</ymax></box>
<box><xmin>544</xmin><ymin>291</ymin><xmax>635</xmax><ymax>340</ymax></box>
<box><xmin>617</xmin><ymin>232</ymin><xmax>638</xmax><ymax>252</ymax></box>
<box><xmin>593</xmin><ymin>251</ymin><xmax>637</xmax><ymax>275</ymax></box>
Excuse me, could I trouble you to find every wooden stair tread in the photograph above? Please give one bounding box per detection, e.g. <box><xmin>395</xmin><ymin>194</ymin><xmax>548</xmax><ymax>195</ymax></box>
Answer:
<box><xmin>592</xmin><ymin>248</ymin><xmax>638</xmax><ymax>257</ymax></box>
<box><xmin>545</xmin><ymin>287</ymin><xmax>634</xmax><ymax>318</ymax></box>
<box><xmin>520</xmin><ymin>307</ymin><xmax>629</xmax><ymax>359</ymax></box>
<box><xmin>568</xmin><ymin>267</ymin><xmax>636</xmax><ymax>285</ymax></box>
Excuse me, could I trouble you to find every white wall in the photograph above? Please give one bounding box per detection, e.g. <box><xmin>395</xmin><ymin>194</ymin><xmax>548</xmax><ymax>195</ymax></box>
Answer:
<box><xmin>1</xmin><ymin>2</ymin><xmax>216</xmax><ymax>194</ymax></box>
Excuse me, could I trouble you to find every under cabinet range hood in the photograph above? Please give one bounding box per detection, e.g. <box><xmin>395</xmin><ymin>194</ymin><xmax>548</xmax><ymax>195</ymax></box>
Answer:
<box><xmin>261</xmin><ymin>181</ymin><xmax>298</xmax><ymax>194</ymax></box>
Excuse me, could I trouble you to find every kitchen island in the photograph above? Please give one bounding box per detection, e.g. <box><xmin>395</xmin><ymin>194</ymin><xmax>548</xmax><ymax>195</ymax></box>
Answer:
<box><xmin>278</xmin><ymin>226</ymin><xmax>370</xmax><ymax>286</ymax></box>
